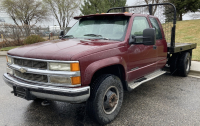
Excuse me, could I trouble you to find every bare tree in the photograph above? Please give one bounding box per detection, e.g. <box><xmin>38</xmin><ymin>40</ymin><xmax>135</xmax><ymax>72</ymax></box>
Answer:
<box><xmin>135</xmin><ymin>0</ymin><xmax>164</xmax><ymax>15</ymax></box>
<box><xmin>2</xmin><ymin>0</ymin><xmax>48</xmax><ymax>36</ymax></box>
<box><xmin>43</xmin><ymin>0</ymin><xmax>81</xmax><ymax>30</ymax></box>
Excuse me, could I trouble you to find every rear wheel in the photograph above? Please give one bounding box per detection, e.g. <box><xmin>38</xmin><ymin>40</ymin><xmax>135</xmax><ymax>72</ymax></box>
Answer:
<box><xmin>178</xmin><ymin>52</ymin><xmax>191</xmax><ymax>77</ymax></box>
<box><xmin>86</xmin><ymin>74</ymin><xmax>123</xmax><ymax>125</ymax></box>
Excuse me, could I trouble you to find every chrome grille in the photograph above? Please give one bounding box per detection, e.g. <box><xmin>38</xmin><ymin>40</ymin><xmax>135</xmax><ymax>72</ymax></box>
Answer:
<box><xmin>14</xmin><ymin>58</ymin><xmax>47</xmax><ymax>69</ymax></box>
<box><xmin>14</xmin><ymin>70</ymin><xmax>48</xmax><ymax>83</ymax></box>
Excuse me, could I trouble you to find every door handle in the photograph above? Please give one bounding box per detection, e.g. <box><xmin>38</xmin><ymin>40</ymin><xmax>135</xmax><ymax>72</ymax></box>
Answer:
<box><xmin>153</xmin><ymin>45</ymin><xmax>157</xmax><ymax>50</ymax></box>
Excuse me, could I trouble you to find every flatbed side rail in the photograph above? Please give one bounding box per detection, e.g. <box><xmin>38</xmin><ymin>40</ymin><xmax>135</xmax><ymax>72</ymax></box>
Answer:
<box><xmin>167</xmin><ymin>43</ymin><xmax>197</xmax><ymax>53</ymax></box>
<box><xmin>107</xmin><ymin>3</ymin><xmax>177</xmax><ymax>48</ymax></box>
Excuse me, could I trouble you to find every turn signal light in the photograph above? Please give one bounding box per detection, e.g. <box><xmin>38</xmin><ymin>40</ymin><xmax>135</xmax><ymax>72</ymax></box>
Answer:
<box><xmin>71</xmin><ymin>76</ymin><xmax>81</xmax><ymax>85</ymax></box>
<box><xmin>71</xmin><ymin>63</ymin><xmax>80</xmax><ymax>71</ymax></box>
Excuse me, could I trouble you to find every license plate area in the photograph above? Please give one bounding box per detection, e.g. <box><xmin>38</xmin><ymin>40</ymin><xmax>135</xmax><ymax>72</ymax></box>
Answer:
<box><xmin>13</xmin><ymin>86</ymin><xmax>35</xmax><ymax>100</ymax></box>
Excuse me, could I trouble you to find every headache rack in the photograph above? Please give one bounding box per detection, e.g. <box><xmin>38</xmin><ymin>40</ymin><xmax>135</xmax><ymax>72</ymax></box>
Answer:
<box><xmin>107</xmin><ymin>3</ymin><xmax>197</xmax><ymax>53</ymax></box>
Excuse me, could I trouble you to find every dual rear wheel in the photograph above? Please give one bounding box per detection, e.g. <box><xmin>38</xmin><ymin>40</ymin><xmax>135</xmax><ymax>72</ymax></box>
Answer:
<box><xmin>170</xmin><ymin>51</ymin><xmax>191</xmax><ymax>77</ymax></box>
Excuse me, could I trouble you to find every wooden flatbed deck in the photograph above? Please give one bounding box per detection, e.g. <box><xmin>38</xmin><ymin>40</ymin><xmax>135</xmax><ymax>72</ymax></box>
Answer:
<box><xmin>167</xmin><ymin>42</ymin><xmax>197</xmax><ymax>53</ymax></box>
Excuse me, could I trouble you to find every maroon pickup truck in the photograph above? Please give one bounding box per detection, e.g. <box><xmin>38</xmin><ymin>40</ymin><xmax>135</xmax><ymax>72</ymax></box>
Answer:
<box><xmin>3</xmin><ymin>3</ymin><xmax>197</xmax><ymax>125</ymax></box>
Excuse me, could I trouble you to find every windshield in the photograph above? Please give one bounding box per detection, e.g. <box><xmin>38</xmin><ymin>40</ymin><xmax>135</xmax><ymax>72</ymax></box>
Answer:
<box><xmin>65</xmin><ymin>16</ymin><xmax>130</xmax><ymax>41</ymax></box>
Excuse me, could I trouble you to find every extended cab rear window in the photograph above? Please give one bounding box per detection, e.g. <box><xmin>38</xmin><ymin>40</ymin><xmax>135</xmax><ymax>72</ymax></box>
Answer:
<box><xmin>150</xmin><ymin>18</ymin><xmax>163</xmax><ymax>40</ymax></box>
<box><xmin>66</xmin><ymin>16</ymin><xmax>130</xmax><ymax>41</ymax></box>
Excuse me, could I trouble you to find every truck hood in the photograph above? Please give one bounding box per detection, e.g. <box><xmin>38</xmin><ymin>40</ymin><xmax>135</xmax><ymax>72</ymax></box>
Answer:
<box><xmin>8</xmin><ymin>39</ymin><xmax>123</xmax><ymax>61</ymax></box>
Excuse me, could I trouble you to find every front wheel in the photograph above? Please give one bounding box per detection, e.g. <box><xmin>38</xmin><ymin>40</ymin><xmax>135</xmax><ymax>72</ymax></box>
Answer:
<box><xmin>86</xmin><ymin>74</ymin><xmax>123</xmax><ymax>125</ymax></box>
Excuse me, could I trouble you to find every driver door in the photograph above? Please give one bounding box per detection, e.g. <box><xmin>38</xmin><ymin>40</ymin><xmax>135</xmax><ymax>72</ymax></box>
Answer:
<box><xmin>127</xmin><ymin>16</ymin><xmax>157</xmax><ymax>82</ymax></box>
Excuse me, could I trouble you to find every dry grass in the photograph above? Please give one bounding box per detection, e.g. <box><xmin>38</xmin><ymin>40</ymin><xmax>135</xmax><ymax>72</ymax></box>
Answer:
<box><xmin>0</xmin><ymin>46</ymin><xmax>20</xmax><ymax>51</ymax></box>
<box><xmin>175</xmin><ymin>19</ymin><xmax>200</xmax><ymax>61</ymax></box>
<box><xmin>163</xmin><ymin>19</ymin><xmax>200</xmax><ymax>61</ymax></box>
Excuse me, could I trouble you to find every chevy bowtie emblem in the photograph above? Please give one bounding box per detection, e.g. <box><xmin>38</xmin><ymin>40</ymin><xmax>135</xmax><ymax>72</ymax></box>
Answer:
<box><xmin>19</xmin><ymin>67</ymin><xmax>27</xmax><ymax>73</ymax></box>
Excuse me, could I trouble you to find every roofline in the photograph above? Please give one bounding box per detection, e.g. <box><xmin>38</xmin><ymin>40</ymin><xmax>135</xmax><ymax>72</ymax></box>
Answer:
<box><xmin>74</xmin><ymin>13</ymin><xmax>133</xmax><ymax>19</ymax></box>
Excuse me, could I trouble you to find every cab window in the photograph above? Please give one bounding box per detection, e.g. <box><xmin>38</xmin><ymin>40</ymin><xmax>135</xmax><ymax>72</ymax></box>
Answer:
<box><xmin>131</xmin><ymin>17</ymin><xmax>150</xmax><ymax>36</ymax></box>
<box><xmin>150</xmin><ymin>18</ymin><xmax>162</xmax><ymax>40</ymax></box>
<box><xmin>131</xmin><ymin>17</ymin><xmax>150</xmax><ymax>43</ymax></box>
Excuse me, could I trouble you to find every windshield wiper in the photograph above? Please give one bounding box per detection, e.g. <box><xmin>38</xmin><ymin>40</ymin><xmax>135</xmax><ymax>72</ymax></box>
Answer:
<box><xmin>84</xmin><ymin>34</ymin><xmax>109</xmax><ymax>40</ymax></box>
<box><xmin>63</xmin><ymin>35</ymin><xmax>74</xmax><ymax>38</ymax></box>
<box><xmin>84</xmin><ymin>34</ymin><xmax>102</xmax><ymax>37</ymax></box>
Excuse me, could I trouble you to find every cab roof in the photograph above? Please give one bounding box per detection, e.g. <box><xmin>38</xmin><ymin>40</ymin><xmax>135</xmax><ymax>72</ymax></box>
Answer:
<box><xmin>74</xmin><ymin>13</ymin><xmax>134</xmax><ymax>19</ymax></box>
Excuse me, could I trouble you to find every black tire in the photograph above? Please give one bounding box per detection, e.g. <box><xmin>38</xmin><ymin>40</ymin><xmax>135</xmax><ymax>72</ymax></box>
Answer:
<box><xmin>170</xmin><ymin>53</ymin><xmax>179</xmax><ymax>75</ymax></box>
<box><xmin>86</xmin><ymin>74</ymin><xmax>124</xmax><ymax>125</ymax></box>
<box><xmin>178</xmin><ymin>52</ymin><xmax>191</xmax><ymax>77</ymax></box>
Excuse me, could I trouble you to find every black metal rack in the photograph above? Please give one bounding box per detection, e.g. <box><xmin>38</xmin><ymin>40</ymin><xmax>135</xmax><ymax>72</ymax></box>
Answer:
<box><xmin>107</xmin><ymin>3</ymin><xmax>177</xmax><ymax>48</ymax></box>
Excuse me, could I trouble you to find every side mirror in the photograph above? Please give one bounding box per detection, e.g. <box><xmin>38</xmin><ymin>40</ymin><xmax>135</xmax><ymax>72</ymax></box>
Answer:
<box><xmin>129</xmin><ymin>35</ymin><xmax>136</xmax><ymax>44</ymax></box>
<box><xmin>143</xmin><ymin>28</ymin><xmax>156</xmax><ymax>45</ymax></box>
<box><xmin>129</xmin><ymin>28</ymin><xmax>156</xmax><ymax>45</ymax></box>
<box><xmin>129</xmin><ymin>35</ymin><xmax>144</xmax><ymax>44</ymax></box>
<box><xmin>59</xmin><ymin>30</ymin><xmax>65</xmax><ymax>39</ymax></box>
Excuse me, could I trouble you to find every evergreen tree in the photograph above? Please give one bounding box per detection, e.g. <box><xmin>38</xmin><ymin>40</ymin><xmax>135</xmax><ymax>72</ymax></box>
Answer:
<box><xmin>108</xmin><ymin>0</ymin><xmax>126</xmax><ymax>7</ymax></box>
<box><xmin>163</xmin><ymin>3</ymin><xmax>174</xmax><ymax>22</ymax></box>
<box><xmin>80</xmin><ymin>0</ymin><xmax>126</xmax><ymax>15</ymax></box>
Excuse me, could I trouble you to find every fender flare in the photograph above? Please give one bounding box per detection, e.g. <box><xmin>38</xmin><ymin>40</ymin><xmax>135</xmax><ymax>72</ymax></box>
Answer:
<box><xmin>82</xmin><ymin>56</ymin><xmax>127</xmax><ymax>85</ymax></box>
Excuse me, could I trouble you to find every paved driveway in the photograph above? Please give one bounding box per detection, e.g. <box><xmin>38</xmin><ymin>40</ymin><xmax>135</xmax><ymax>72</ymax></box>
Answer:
<box><xmin>0</xmin><ymin>56</ymin><xmax>200</xmax><ymax>126</ymax></box>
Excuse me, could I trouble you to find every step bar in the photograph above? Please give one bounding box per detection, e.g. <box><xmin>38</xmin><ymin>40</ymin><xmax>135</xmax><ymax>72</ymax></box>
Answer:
<box><xmin>128</xmin><ymin>69</ymin><xmax>166</xmax><ymax>90</ymax></box>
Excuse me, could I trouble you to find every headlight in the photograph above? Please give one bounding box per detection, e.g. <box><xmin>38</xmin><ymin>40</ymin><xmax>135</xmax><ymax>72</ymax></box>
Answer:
<box><xmin>49</xmin><ymin>76</ymin><xmax>81</xmax><ymax>85</ymax></box>
<box><xmin>49</xmin><ymin>63</ymin><xmax>70</xmax><ymax>71</ymax></box>
<box><xmin>49</xmin><ymin>62</ymin><xmax>80</xmax><ymax>71</ymax></box>
<box><xmin>50</xmin><ymin>76</ymin><xmax>71</xmax><ymax>84</ymax></box>
<box><xmin>6</xmin><ymin>56</ymin><xmax>12</xmax><ymax>64</ymax></box>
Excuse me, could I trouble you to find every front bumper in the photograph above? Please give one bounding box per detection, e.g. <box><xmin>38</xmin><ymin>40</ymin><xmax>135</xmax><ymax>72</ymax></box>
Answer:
<box><xmin>3</xmin><ymin>73</ymin><xmax>90</xmax><ymax>103</ymax></box>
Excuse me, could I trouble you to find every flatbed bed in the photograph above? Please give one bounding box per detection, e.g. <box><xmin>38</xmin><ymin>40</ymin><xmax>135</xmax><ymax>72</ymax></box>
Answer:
<box><xmin>167</xmin><ymin>42</ymin><xmax>197</xmax><ymax>53</ymax></box>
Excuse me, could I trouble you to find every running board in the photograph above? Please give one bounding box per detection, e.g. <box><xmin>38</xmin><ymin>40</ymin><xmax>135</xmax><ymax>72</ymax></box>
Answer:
<box><xmin>128</xmin><ymin>70</ymin><xmax>166</xmax><ymax>90</ymax></box>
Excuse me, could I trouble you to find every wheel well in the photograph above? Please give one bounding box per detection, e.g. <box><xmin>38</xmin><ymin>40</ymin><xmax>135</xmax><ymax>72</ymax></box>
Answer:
<box><xmin>91</xmin><ymin>64</ymin><xmax>127</xmax><ymax>90</ymax></box>
<box><xmin>168</xmin><ymin>49</ymin><xmax>193</xmax><ymax>64</ymax></box>
<box><xmin>168</xmin><ymin>50</ymin><xmax>193</xmax><ymax>74</ymax></box>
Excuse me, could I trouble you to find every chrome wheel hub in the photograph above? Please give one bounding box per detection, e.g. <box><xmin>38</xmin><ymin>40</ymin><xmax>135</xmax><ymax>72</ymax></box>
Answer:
<box><xmin>103</xmin><ymin>86</ymin><xmax>119</xmax><ymax>114</ymax></box>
